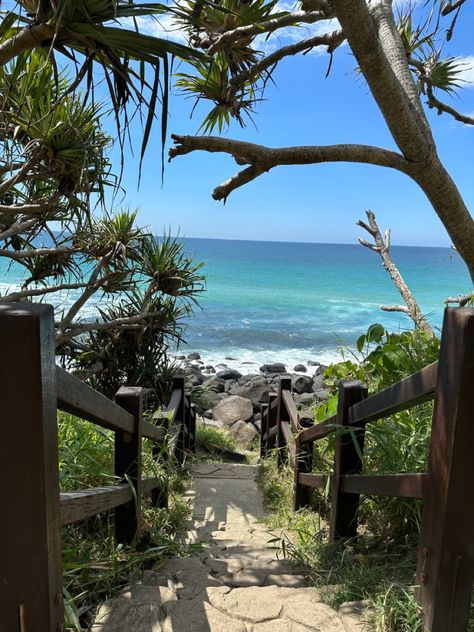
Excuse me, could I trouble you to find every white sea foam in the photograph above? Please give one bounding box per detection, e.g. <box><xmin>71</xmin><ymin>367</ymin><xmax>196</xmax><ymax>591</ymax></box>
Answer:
<box><xmin>173</xmin><ymin>346</ymin><xmax>345</xmax><ymax>375</ymax></box>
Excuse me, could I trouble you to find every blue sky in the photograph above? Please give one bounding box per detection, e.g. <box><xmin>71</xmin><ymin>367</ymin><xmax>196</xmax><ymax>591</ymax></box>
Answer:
<box><xmin>105</xmin><ymin>2</ymin><xmax>474</xmax><ymax>247</ymax></box>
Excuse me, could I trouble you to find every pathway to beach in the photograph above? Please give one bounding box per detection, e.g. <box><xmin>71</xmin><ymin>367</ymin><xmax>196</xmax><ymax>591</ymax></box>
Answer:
<box><xmin>92</xmin><ymin>463</ymin><xmax>367</xmax><ymax>631</ymax></box>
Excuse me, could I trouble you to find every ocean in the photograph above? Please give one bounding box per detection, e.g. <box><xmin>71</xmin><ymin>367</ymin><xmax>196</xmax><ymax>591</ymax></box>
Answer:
<box><xmin>1</xmin><ymin>238</ymin><xmax>471</xmax><ymax>371</ymax></box>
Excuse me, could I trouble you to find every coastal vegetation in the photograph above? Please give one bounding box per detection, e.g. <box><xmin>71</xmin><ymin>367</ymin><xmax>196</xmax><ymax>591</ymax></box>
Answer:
<box><xmin>257</xmin><ymin>323</ymin><xmax>442</xmax><ymax>631</ymax></box>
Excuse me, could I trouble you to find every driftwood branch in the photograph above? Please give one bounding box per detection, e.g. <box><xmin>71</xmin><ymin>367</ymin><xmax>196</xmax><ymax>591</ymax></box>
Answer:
<box><xmin>357</xmin><ymin>210</ymin><xmax>434</xmax><ymax>335</ymax></box>
<box><xmin>444</xmin><ymin>293</ymin><xmax>473</xmax><ymax>307</ymax></box>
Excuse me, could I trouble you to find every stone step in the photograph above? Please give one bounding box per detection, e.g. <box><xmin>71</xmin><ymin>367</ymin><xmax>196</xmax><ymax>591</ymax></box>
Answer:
<box><xmin>91</xmin><ymin>463</ymin><xmax>367</xmax><ymax>631</ymax></box>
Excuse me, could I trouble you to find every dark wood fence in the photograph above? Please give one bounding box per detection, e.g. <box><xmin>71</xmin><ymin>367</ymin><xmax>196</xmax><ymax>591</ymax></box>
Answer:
<box><xmin>260</xmin><ymin>307</ymin><xmax>474</xmax><ymax>632</ymax></box>
<box><xmin>0</xmin><ymin>302</ymin><xmax>196</xmax><ymax>631</ymax></box>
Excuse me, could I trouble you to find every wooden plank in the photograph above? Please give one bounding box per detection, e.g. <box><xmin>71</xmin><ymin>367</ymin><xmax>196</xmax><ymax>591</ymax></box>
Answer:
<box><xmin>0</xmin><ymin>303</ymin><xmax>63</xmax><ymax>630</ymax></box>
<box><xmin>293</xmin><ymin>416</ymin><xmax>314</xmax><ymax>511</ymax></box>
<box><xmin>114</xmin><ymin>387</ymin><xmax>143</xmax><ymax>544</ymax></box>
<box><xmin>342</xmin><ymin>473</ymin><xmax>426</xmax><ymax>499</ymax></box>
<box><xmin>267</xmin><ymin>393</ymin><xmax>278</xmax><ymax>450</ymax></box>
<box><xmin>298</xmin><ymin>473</ymin><xmax>330</xmax><ymax>489</ymax></box>
<box><xmin>260</xmin><ymin>403</ymin><xmax>269</xmax><ymax>458</ymax></box>
<box><xmin>163</xmin><ymin>388</ymin><xmax>182</xmax><ymax>426</ymax></box>
<box><xmin>349</xmin><ymin>361</ymin><xmax>437</xmax><ymax>426</ymax></box>
<box><xmin>282</xmin><ymin>389</ymin><xmax>299</xmax><ymax>433</ymax></box>
<box><xmin>56</xmin><ymin>365</ymin><xmax>135</xmax><ymax>433</ymax></box>
<box><xmin>417</xmin><ymin>309</ymin><xmax>474</xmax><ymax>631</ymax></box>
<box><xmin>277</xmin><ymin>378</ymin><xmax>292</xmax><ymax>467</ymax></box>
<box><xmin>142</xmin><ymin>421</ymin><xmax>166</xmax><ymax>442</ymax></box>
<box><xmin>330</xmin><ymin>380</ymin><xmax>368</xmax><ymax>541</ymax></box>
<box><xmin>267</xmin><ymin>425</ymin><xmax>278</xmax><ymax>438</ymax></box>
<box><xmin>299</xmin><ymin>414</ymin><xmax>339</xmax><ymax>444</ymax></box>
<box><xmin>60</xmin><ymin>485</ymin><xmax>133</xmax><ymax>526</ymax></box>
<box><xmin>280</xmin><ymin>421</ymin><xmax>296</xmax><ymax>467</ymax></box>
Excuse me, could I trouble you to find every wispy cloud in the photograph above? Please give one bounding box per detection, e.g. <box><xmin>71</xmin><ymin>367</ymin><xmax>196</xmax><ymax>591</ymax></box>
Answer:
<box><xmin>456</xmin><ymin>55</ymin><xmax>474</xmax><ymax>88</ymax></box>
<box><xmin>120</xmin><ymin>14</ymin><xmax>187</xmax><ymax>44</ymax></box>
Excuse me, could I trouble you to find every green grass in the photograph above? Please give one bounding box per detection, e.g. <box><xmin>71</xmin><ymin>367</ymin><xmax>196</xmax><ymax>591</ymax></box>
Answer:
<box><xmin>257</xmin><ymin>455</ymin><xmax>422</xmax><ymax>632</ymax></box>
<box><xmin>58</xmin><ymin>412</ymin><xmax>195</xmax><ymax>630</ymax></box>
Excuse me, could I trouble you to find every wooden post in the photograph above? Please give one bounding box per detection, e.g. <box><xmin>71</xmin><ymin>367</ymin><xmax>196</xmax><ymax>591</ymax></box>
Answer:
<box><xmin>417</xmin><ymin>308</ymin><xmax>474</xmax><ymax>631</ymax></box>
<box><xmin>329</xmin><ymin>380</ymin><xmax>367</xmax><ymax>541</ymax></box>
<box><xmin>114</xmin><ymin>387</ymin><xmax>144</xmax><ymax>544</ymax></box>
<box><xmin>189</xmin><ymin>402</ymin><xmax>197</xmax><ymax>453</ymax></box>
<box><xmin>0</xmin><ymin>303</ymin><xmax>63</xmax><ymax>631</ymax></box>
<box><xmin>277</xmin><ymin>377</ymin><xmax>292</xmax><ymax>467</ymax></box>
<box><xmin>172</xmin><ymin>376</ymin><xmax>186</xmax><ymax>466</ymax></box>
<box><xmin>293</xmin><ymin>416</ymin><xmax>314</xmax><ymax>511</ymax></box>
<box><xmin>260</xmin><ymin>402</ymin><xmax>269</xmax><ymax>458</ymax></box>
<box><xmin>267</xmin><ymin>393</ymin><xmax>278</xmax><ymax>451</ymax></box>
<box><xmin>151</xmin><ymin>412</ymin><xmax>168</xmax><ymax>510</ymax></box>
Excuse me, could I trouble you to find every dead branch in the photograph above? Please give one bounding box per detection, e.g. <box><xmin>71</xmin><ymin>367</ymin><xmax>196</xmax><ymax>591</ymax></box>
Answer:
<box><xmin>357</xmin><ymin>210</ymin><xmax>434</xmax><ymax>335</ymax></box>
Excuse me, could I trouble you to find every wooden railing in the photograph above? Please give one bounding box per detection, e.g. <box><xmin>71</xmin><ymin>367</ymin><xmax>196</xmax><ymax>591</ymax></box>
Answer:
<box><xmin>260</xmin><ymin>307</ymin><xmax>474</xmax><ymax>632</ymax></box>
<box><xmin>0</xmin><ymin>302</ymin><xmax>196</xmax><ymax>631</ymax></box>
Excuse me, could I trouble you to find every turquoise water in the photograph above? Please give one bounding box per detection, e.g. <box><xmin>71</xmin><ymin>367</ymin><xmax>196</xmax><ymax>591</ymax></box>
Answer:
<box><xmin>181</xmin><ymin>239</ymin><xmax>471</xmax><ymax>367</ymax></box>
<box><xmin>1</xmin><ymin>238</ymin><xmax>471</xmax><ymax>368</ymax></box>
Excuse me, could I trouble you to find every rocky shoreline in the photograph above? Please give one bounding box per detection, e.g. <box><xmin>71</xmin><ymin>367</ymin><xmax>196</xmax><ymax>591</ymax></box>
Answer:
<box><xmin>177</xmin><ymin>353</ymin><xmax>332</xmax><ymax>448</ymax></box>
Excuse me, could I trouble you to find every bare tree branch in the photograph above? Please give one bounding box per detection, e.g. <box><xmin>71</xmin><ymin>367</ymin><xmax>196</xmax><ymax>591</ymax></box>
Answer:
<box><xmin>444</xmin><ymin>293</ymin><xmax>473</xmax><ymax>306</ymax></box>
<box><xmin>0</xmin><ymin>281</ymin><xmax>94</xmax><ymax>303</ymax></box>
<box><xmin>425</xmin><ymin>84</ymin><xmax>474</xmax><ymax>125</ymax></box>
<box><xmin>357</xmin><ymin>210</ymin><xmax>434</xmax><ymax>335</ymax></box>
<box><xmin>0</xmin><ymin>246</ymin><xmax>76</xmax><ymax>261</ymax></box>
<box><xmin>380</xmin><ymin>304</ymin><xmax>409</xmax><ymax>313</ymax></box>
<box><xmin>229</xmin><ymin>29</ymin><xmax>345</xmax><ymax>95</ymax></box>
<box><xmin>0</xmin><ymin>23</ymin><xmax>55</xmax><ymax>67</ymax></box>
<box><xmin>170</xmin><ymin>134</ymin><xmax>414</xmax><ymax>201</ymax></box>
<box><xmin>0</xmin><ymin>218</ymin><xmax>38</xmax><ymax>242</ymax></box>
<box><xmin>207</xmin><ymin>11</ymin><xmax>329</xmax><ymax>56</ymax></box>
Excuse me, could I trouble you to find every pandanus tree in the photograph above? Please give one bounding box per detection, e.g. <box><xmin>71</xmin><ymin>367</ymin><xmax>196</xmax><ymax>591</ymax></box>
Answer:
<box><xmin>0</xmin><ymin>51</ymin><xmax>205</xmax><ymax>398</ymax></box>
<box><xmin>169</xmin><ymin>0</ymin><xmax>474</xmax><ymax>282</ymax></box>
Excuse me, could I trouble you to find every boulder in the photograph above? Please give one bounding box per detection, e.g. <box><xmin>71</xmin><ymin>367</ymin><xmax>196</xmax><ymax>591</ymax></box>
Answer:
<box><xmin>176</xmin><ymin>355</ymin><xmax>186</xmax><ymax>360</ymax></box>
<box><xmin>307</xmin><ymin>360</ymin><xmax>317</xmax><ymax>366</ymax></box>
<box><xmin>202</xmin><ymin>377</ymin><xmax>225</xmax><ymax>393</ymax></box>
<box><xmin>314</xmin><ymin>364</ymin><xmax>328</xmax><ymax>376</ymax></box>
<box><xmin>187</xmin><ymin>352</ymin><xmax>201</xmax><ymax>361</ymax></box>
<box><xmin>217</xmin><ymin>369</ymin><xmax>243</xmax><ymax>381</ymax></box>
<box><xmin>230</xmin><ymin>420</ymin><xmax>258</xmax><ymax>446</ymax></box>
<box><xmin>293</xmin><ymin>364</ymin><xmax>307</xmax><ymax>373</ymax></box>
<box><xmin>213</xmin><ymin>395</ymin><xmax>254</xmax><ymax>424</ymax></box>
<box><xmin>314</xmin><ymin>388</ymin><xmax>330</xmax><ymax>401</ymax></box>
<box><xmin>312</xmin><ymin>374</ymin><xmax>325</xmax><ymax>391</ymax></box>
<box><xmin>294</xmin><ymin>393</ymin><xmax>316</xmax><ymax>407</ymax></box>
<box><xmin>205</xmin><ymin>365</ymin><xmax>216</xmax><ymax>374</ymax></box>
<box><xmin>225</xmin><ymin>356</ymin><xmax>237</xmax><ymax>361</ymax></box>
<box><xmin>292</xmin><ymin>375</ymin><xmax>314</xmax><ymax>394</ymax></box>
<box><xmin>231</xmin><ymin>378</ymin><xmax>270</xmax><ymax>406</ymax></box>
<box><xmin>259</xmin><ymin>363</ymin><xmax>287</xmax><ymax>374</ymax></box>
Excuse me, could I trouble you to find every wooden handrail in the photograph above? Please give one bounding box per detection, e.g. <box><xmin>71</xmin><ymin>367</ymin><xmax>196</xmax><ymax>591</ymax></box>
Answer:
<box><xmin>348</xmin><ymin>361</ymin><xmax>437</xmax><ymax>426</ymax></box>
<box><xmin>56</xmin><ymin>366</ymin><xmax>135</xmax><ymax>433</ymax></box>
<box><xmin>299</xmin><ymin>414</ymin><xmax>338</xmax><ymax>444</ymax></box>
<box><xmin>282</xmin><ymin>389</ymin><xmax>299</xmax><ymax>433</ymax></box>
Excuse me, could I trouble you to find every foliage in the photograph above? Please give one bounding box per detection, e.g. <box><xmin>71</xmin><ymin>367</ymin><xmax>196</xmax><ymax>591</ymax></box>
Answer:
<box><xmin>195</xmin><ymin>424</ymin><xmax>239</xmax><ymax>461</ymax></box>
<box><xmin>310</xmin><ymin>324</ymin><xmax>440</xmax><ymax>536</ymax></box>
<box><xmin>58</xmin><ymin>412</ymin><xmax>194</xmax><ymax>629</ymax></box>
<box><xmin>0</xmin><ymin>54</ymin><xmax>205</xmax><ymax>401</ymax></box>
<box><xmin>257</xmin><ymin>456</ymin><xmax>422</xmax><ymax>632</ymax></box>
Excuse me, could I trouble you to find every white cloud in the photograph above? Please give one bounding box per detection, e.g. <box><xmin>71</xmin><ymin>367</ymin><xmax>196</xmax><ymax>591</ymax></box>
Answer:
<box><xmin>255</xmin><ymin>18</ymin><xmax>340</xmax><ymax>56</ymax></box>
<box><xmin>456</xmin><ymin>55</ymin><xmax>474</xmax><ymax>88</ymax></box>
<box><xmin>120</xmin><ymin>14</ymin><xmax>188</xmax><ymax>44</ymax></box>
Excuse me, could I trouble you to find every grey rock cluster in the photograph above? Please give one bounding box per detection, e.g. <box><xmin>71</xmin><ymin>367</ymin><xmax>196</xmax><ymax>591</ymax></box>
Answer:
<box><xmin>178</xmin><ymin>353</ymin><xmax>331</xmax><ymax>447</ymax></box>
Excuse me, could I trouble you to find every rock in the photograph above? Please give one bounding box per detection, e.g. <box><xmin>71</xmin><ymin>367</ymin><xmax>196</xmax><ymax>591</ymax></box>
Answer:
<box><xmin>260</xmin><ymin>363</ymin><xmax>287</xmax><ymax>374</ymax></box>
<box><xmin>176</xmin><ymin>354</ymin><xmax>186</xmax><ymax>360</ymax></box>
<box><xmin>225</xmin><ymin>356</ymin><xmax>237</xmax><ymax>361</ymax></box>
<box><xmin>292</xmin><ymin>375</ymin><xmax>314</xmax><ymax>394</ymax></box>
<box><xmin>314</xmin><ymin>388</ymin><xmax>330</xmax><ymax>401</ymax></box>
<box><xmin>216</xmin><ymin>363</ymin><xmax>228</xmax><ymax>370</ymax></box>
<box><xmin>213</xmin><ymin>395</ymin><xmax>254</xmax><ymax>424</ymax></box>
<box><xmin>314</xmin><ymin>364</ymin><xmax>328</xmax><ymax>376</ymax></box>
<box><xmin>163</xmin><ymin>599</ymin><xmax>247</xmax><ymax>632</ymax></box>
<box><xmin>231</xmin><ymin>377</ymin><xmax>270</xmax><ymax>406</ymax></box>
<box><xmin>293</xmin><ymin>393</ymin><xmax>316</xmax><ymax>407</ymax></box>
<box><xmin>293</xmin><ymin>364</ymin><xmax>307</xmax><ymax>372</ymax></box>
<box><xmin>312</xmin><ymin>374</ymin><xmax>325</xmax><ymax>390</ymax></box>
<box><xmin>217</xmin><ymin>369</ymin><xmax>243</xmax><ymax>381</ymax></box>
<box><xmin>205</xmin><ymin>365</ymin><xmax>216</xmax><ymax>374</ymax></box>
<box><xmin>230</xmin><ymin>420</ymin><xmax>258</xmax><ymax>446</ymax></box>
<box><xmin>202</xmin><ymin>377</ymin><xmax>225</xmax><ymax>393</ymax></box>
<box><xmin>187</xmin><ymin>352</ymin><xmax>201</xmax><ymax>360</ymax></box>
<box><xmin>307</xmin><ymin>360</ymin><xmax>317</xmax><ymax>366</ymax></box>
